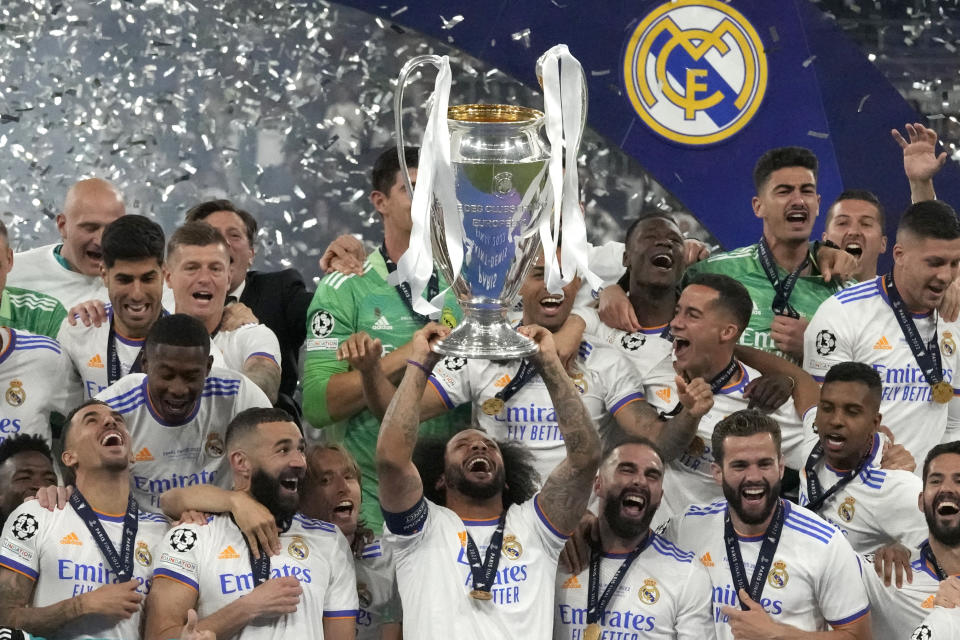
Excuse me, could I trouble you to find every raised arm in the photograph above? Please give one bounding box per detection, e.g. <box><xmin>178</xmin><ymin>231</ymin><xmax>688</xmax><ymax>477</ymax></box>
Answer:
<box><xmin>892</xmin><ymin>122</ymin><xmax>946</xmax><ymax>203</ymax></box>
<box><xmin>244</xmin><ymin>356</ymin><xmax>282</xmax><ymax>404</ymax></box>
<box><xmin>376</xmin><ymin>323</ymin><xmax>450</xmax><ymax>513</ymax></box>
<box><xmin>523</xmin><ymin>324</ymin><xmax>602</xmax><ymax>535</ymax></box>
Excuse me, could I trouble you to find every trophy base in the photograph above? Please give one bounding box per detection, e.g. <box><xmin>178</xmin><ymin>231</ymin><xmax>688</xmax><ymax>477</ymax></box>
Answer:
<box><xmin>433</xmin><ymin>314</ymin><xmax>537</xmax><ymax>360</ymax></box>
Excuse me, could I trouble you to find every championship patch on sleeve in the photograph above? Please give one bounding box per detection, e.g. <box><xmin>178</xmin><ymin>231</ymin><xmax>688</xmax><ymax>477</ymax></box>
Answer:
<box><xmin>169</xmin><ymin>527</ymin><xmax>198</xmax><ymax>552</ymax></box>
<box><xmin>311</xmin><ymin>310</ymin><xmax>336</xmax><ymax>338</ymax></box>
<box><xmin>306</xmin><ymin>338</ymin><xmax>339</xmax><ymax>351</ymax></box>
<box><xmin>10</xmin><ymin>514</ymin><xmax>38</xmax><ymax>541</ymax></box>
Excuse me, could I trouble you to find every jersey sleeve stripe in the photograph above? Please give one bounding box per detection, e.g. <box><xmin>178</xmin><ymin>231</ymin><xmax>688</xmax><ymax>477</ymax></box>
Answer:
<box><xmin>783</xmin><ymin>520</ymin><xmax>831</xmax><ymax>544</ymax></box>
<box><xmin>14</xmin><ymin>344</ymin><xmax>62</xmax><ymax>354</ymax></box>
<box><xmin>323</xmin><ymin>610</ymin><xmax>359</xmax><ymax>619</ymax></box>
<box><xmin>609</xmin><ymin>393</ymin><xmax>644</xmax><ymax>416</ymax></box>
<box><xmin>827</xmin><ymin>605</ymin><xmax>870</xmax><ymax>627</ymax></box>
<box><xmin>0</xmin><ymin>558</ymin><xmax>38</xmax><ymax>580</ymax></box>
<box><xmin>245</xmin><ymin>352</ymin><xmax>279</xmax><ymax>363</ymax></box>
<box><xmin>786</xmin><ymin>510</ymin><xmax>836</xmax><ymax>535</ymax></box>
<box><xmin>838</xmin><ymin>292</ymin><xmax>879</xmax><ymax>305</ymax></box>
<box><xmin>427</xmin><ymin>377</ymin><xmax>456</xmax><ymax>409</ymax></box>
<box><xmin>154</xmin><ymin>568</ymin><xmax>199</xmax><ymax>591</ymax></box>
<box><xmin>533</xmin><ymin>494</ymin><xmax>571</xmax><ymax>540</ymax></box>
<box><xmin>812</xmin><ymin>374</ymin><xmax>825</xmax><ymax>382</ymax></box>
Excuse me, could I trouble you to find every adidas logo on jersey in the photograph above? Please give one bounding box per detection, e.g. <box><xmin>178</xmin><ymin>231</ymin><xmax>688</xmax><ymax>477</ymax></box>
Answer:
<box><xmin>134</xmin><ymin>447</ymin><xmax>154</xmax><ymax>462</ymax></box>
<box><xmin>218</xmin><ymin>545</ymin><xmax>240</xmax><ymax>559</ymax></box>
<box><xmin>60</xmin><ymin>532</ymin><xmax>82</xmax><ymax>545</ymax></box>
<box><xmin>372</xmin><ymin>315</ymin><xmax>393</xmax><ymax>330</ymax></box>
<box><xmin>921</xmin><ymin>594</ymin><xmax>935</xmax><ymax>609</ymax></box>
<box><xmin>561</xmin><ymin>575</ymin><xmax>581</xmax><ymax>589</ymax></box>
<box><xmin>87</xmin><ymin>354</ymin><xmax>104</xmax><ymax>368</ymax></box>
<box><xmin>873</xmin><ymin>336</ymin><xmax>893</xmax><ymax>350</ymax></box>
<box><xmin>700</xmin><ymin>552</ymin><xmax>714</xmax><ymax>567</ymax></box>
<box><xmin>494</xmin><ymin>374</ymin><xmax>511</xmax><ymax>388</ymax></box>
<box><xmin>655</xmin><ymin>388</ymin><xmax>671</xmax><ymax>403</ymax></box>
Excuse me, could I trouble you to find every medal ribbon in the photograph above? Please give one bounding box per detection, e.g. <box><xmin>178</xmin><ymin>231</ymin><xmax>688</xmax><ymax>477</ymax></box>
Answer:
<box><xmin>380</xmin><ymin>244</ymin><xmax>439</xmax><ymax>324</ymax></box>
<box><xmin>106</xmin><ymin>317</ymin><xmax>145</xmax><ymax>387</ymax></box>
<box><xmin>657</xmin><ymin>359</ymin><xmax>738</xmax><ymax>420</ymax></box>
<box><xmin>464</xmin><ymin>511</ymin><xmax>507</xmax><ymax>597</ymax></box>
<box><xmin>231</xmin><ymin>514</ymin><xmax>292</xmax><ymax>587</ymax></box>
<box><xmin>586</xmin><ymin>533</ymin><xmax>652</xmax><ymax>627</ymax></box>
<box><xmin>920</xmin><ymin>540</ymin><xmax>948</xmax><ymax>580</ymax></box>
<box><xmin>723</xmin><ymin>499</ymin><xmax>785</xmax><ymax>610</ymax></box>
<box><xmin>757</xmin><ymin>236</ymin><xmax>809</xmax><ymax>319</ymax></box>
<box><xmin>68</xmin><ymin>489</ymin><xmax>138</xmax><ymax>581</ymax></box>
<box><xmin>804</xmin><ymin>440</ymin><xmax>873</xmax><ymax>512</ymax></box>
<box><xmin>495</xmin><ymin>360</ymin><xmax>539</xmax><ymax>404</ymax></box>
<box><xmin>884</xmin><ymin>272</ymin><xmax>945</xmax><ymax>389</ymax></box>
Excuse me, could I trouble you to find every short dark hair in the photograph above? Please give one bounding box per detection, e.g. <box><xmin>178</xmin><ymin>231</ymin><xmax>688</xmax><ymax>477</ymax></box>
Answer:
<box><xmin>102</xmin><ymin>215</ymin><xmax>165</xmax><ymax>269</ymax></box>
<box><xmin>823</xmin><ymin>361</ymin><xmax>882</xmax><ymax>405</ymax></box>
<box><xmin>923</xmin><ymin>441</ymin><xmax>960</xmax><ymax>484</ymax></box>
<box><xmin>225</xmin><ymin>407</ymin><xmax>296</xmax><ymax>449</ymax></box>
<box><xmin>166</xmin><ymin>221</ymin><xmax>228</xmax><ymax>261</ymax></box>
<box><xmin>413</xmin><ymin>436</ymin><xmax>539</xmax><ymax>510</ymax></box>
<box><xmin>0</xmin><ymin>434</ymin><xmax>53</xmax><ymax>468</ymax></box>
<box><xmin>897</xmin><ymin>200</ymin><xmax>960</xmax><ymax>241</ymax></box>
<box><xmin>624</xmin><ymin>213</ymin><xmax>680</xmax><ymax>246</ymax></box>
<box><xmin>185</xmin><ymin>199</ymin><xmax>258</xmax><ymax>247</ymax></box>
<box><xmin>687</xmin><ymin>273</ymin><xmax>753</xmax><ymax>332</ymax></box>
<box><xmin>145</xmin><ymin>313</ymin><xmax>211</xmax><ymax>356</ymax></box>
<box><xmin>372</xmin><ymin>146</ymin><xmax>418</xmax><ymax>194</ymax></box>
<box><xmin>711</xmin><ymin>409</ymin><xmax>782</xmax><ymax>465</ymax></box>
<box><xmin>825</xmin><ymin>189</ymin><xmax>886</xmax><ymax>229</ymax></box>
<box><xmin>601</xmin><ymin>434</ymin><xmax>664</xmax><ymax>466</ymax></box>
<box><xmin>753</xmin><ymin>146</ymin><xmax>819</xmax><ymax>193</ymax></box>
<box><xmin>60</xmin><ymin>399</ymin><xmax>112</xmax><ymax>454</ymax></box>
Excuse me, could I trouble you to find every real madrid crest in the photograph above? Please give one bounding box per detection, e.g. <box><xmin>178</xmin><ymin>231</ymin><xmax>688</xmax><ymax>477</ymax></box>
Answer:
<box><xmin>357</xmin><ymin>582</ymin><xmax>373</xmax><ymax>608</ymax></box>
<box><xmin>768</xmin><ymin>560</ymin><xmax>788</xmax><ymax>589</ymax></box>
<box><xmin>288</xmin><ymin>535</ymin><xmax>309</xmax><ymax>560</ymax></box>
<box><xmin>571</xmin><ymin>371</ymin><xmax>587</xmax><ymax>394</ymax></box>
<box><xmin>205</xmin><ymin>433</ymin><xmax>225</xmax><ymax>457</ymax></box>
<box><xmin>639</xmin><ymin>578</ymin><xmax>660</xmax><ymax>604</ymax></box>
<box><xmin>942</xmin><ymin>331</ymin><xmax>957</xmax><ymax>356</ymax></box>
<box><xmin>502</xmin><ymin>534</ymin><xmax>523</xmax><ymax>561</ymax></box>
<box><xmin>838</xmin><ymin>496</ymin><xmax>856</xmax><ymax>523</ymax></box>
<box><xmin>5</xmin><ymin>379</ymin><xmax>25</xmax><ymax>407</ymax></box>
<box><xmin>135</xmin><ymin>541</ymin><xmax>153</xmax><ymax>567</ymax></box>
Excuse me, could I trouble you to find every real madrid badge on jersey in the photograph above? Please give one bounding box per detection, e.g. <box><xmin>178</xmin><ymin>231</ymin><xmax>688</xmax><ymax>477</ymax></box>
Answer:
<box><xmin>288</xmin><ymin>535</ymin><xmax>309</xmax><ymax>560</ymax></box>
<box><xmin>5</xmin><ymin>379</ymin><xmax>25</xmax><ymax>406</ymax></box>
<box><xmin>135</xmin><ymin>541</ymin><xmax>153</xmax><ymax>567</ymax></box>
<box><xmin>639</xmin><ymin>578</ymin><xmax>660</xmax><ymax>605</ymax></box>
<box><xmin>501</xmin><ymin>535</ymin><xmax>523</xmax><ymax>560</ymax></box>
<box><xmin>571</xmin><ymin>371</ymin><xmax>587</xmax><ymax>394</ymax></box>
<box><xmin>768</xmin><ymin>560</ymin><xmax>789</xmax><ymax>589</ymax></box>
<box><xmin>838</xmin><ymin>497</ymin><xmax>856</xmax><ymax>523</ymax></box>
<box><xmin>942</xmin><ymin>331</ymin><xmax>957</xmax><ymax>356</ymax></box>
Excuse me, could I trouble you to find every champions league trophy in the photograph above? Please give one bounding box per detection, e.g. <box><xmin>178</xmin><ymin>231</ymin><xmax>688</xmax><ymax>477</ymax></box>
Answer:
<box><xmin>393</xmin><ymin>45</ymin><xmax>596</xmax><ymax>359</ymax></box>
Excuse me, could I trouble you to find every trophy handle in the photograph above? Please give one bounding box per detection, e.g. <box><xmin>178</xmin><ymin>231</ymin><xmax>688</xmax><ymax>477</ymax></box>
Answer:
<box><xmin>394</xmin><ymin>54</ymin><xmax>445</xmax><ymax>195</ymax></box>
<box><xmin>535</xmin><ymin>53</ymin><xmax>588</xmax><ymax>148</ymax></box>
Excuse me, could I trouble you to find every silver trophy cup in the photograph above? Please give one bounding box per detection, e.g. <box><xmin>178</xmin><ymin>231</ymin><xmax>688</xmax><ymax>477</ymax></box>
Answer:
<box><xmin>395</xmin><ymin>55</ymin><xmax>582</xmax><ymax>359</ymax></box>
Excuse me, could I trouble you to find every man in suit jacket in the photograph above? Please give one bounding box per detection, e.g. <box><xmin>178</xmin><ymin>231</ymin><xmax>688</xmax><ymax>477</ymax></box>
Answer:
<box><xmin>186</xmin><ymin>199</ymin><xmax>313</xmax><ymax>421</ymax></box>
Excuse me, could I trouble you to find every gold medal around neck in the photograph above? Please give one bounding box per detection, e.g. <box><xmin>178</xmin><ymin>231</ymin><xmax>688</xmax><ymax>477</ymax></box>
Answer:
<box><xmin>482</xmin><ymin>398</ymin><xmax>505</xmax><ymax>416</ymax></box>
<box><xmin>469</xmin><ymin>589</ymin><xmax>493</xmax><ymax>600</ymax></box>
<box><xmin>584</xmin><ymin>623</ymin><xmax>601</xmax><ymax>640</ymax></box>
<box><xmin>933</xmin><ymin>381</ymin><xmax>953</xmax><ymax>404</ymax></box>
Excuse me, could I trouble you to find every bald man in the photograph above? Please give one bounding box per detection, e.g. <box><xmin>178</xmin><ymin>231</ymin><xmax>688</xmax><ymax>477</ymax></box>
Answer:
<box><xmin>8</xmin><ymin>178</ymin><xmax>124</xmax><ymax>307</ymax></box>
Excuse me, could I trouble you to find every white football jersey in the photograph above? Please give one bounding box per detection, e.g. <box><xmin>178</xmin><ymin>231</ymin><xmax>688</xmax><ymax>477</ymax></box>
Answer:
<box><xmin>798</xmin><ymin>432</ymin><xmax>927</xmax><ymax>554</ymax></box>
<box><xmin>911</xmin><ymin>607</ymin><xmax>960</xmax><ymax>640</ymax></box>
<box><xmin>95</xmin><ymin>368</ymin><xmax>271</xmax><ymax>512</ymax></box>
<box><xmin>804</xmin><ymin>277</ymin><xmax>960</xmax><ymax>467</ymax></box>
<box><xmin>383</xmin><ymin>495</ymin><xmax>568</xmax><ymax>640</ymax></box>
<box><xmin>355</xmin><ymin>539</ymin><xmax>401</xmax><ymax>640</ymax></box>
<box><xmin>662</xmin><ymin>499</ymin><xmax>870</xmax><ymax>639</ymax></box>
<box><xmin>861</xmin><ymin>544</ymin><xmax>946</xmax><ymax>640</ymax></box>
<box><xmin>0</xmin><ymin>328</ymin><xmax>82</xmax><ymax>447</ymax></box>
<box><xmin>0</xmin><ymin>498</ymin><xmax>168</xmax><ymax>640</ymax></box>
<box><xmin>153</xmin><ymin>513</ymin><xmax>358</xmax><ymax>639</ymax></box>
<box><xmin>212</xmin><ymin>323</ymin><xmax>282</xmax><ymax>373</ymax></box>
<box><xmin>428</xmin><ymin>338</ymin><xmax>645</xmax><ymax>482</ymax></box>
<box><xmin>578</xmin><ymin>306</ymin><xmax>677</xmax><ymax>412</ymax></box>
<box><xmin>660</xmin><ymin>361</ymin><xmax>814</xmax><ymax>520</ymax></box>
<box><xmin>553</xmin><ymin>531</ymin><xmax>715</xmax><ymax>640</ymax></box>
<box><xmin>8</xmin><ymin>243</ymin><xmax>108</xmax><ymax>308</ymax></box>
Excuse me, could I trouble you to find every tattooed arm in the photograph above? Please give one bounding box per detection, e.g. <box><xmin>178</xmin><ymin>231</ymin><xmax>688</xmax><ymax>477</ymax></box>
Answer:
<box><xmin>522</xmin><ymin>324</ymin><xmax>602</xmax><ymax>535</ymax></box>
<box><xmin>0</xmin><ymin>566</ymin><xmax>141</xmax><ymax>636</ymax></box>
<box><xmin>376</xmin><ymin>323</ymin><xmax>450</xmax><ymax>513</ymax></box>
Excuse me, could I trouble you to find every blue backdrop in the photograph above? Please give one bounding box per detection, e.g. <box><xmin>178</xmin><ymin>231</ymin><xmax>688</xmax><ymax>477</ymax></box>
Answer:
<box><xmin>335</xmin><ymin>0</ymin><xmax>960</xmax><ymax>272</ymax></box>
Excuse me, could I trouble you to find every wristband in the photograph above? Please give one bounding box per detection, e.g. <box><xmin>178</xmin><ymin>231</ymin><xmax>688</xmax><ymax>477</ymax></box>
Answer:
<box><xmin>406</xmin><ymin>359</ymin><xmax>433</xmax><ymax>376</ymax></box>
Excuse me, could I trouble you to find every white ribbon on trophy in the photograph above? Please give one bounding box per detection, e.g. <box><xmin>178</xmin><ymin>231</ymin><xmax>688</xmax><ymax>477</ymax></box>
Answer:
<box><xmin>539</xmin><ymin>44</ymin><xmax>600</xmax><ymax>294</ymax></box>
<box><xmin>390</xmin><ymin>55</ymin><xmax>463</xmax><ymax>317</ymax></box>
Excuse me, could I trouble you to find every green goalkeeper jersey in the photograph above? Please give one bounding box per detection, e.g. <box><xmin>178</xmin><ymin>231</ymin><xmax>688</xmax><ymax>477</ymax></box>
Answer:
<box><xmin>303</xmin><ymin>249</ymin><xmax>466</xmax><ymax>529</ymax></box>
<box><xmin>0</xmin><ymin>286</ymin><xmax>67</xmax><ymax>339</ymax></box>
<box><xmin>684</xmin><ymin>242</ymin><xmax>844</xmax><ymax>362</ymax></box>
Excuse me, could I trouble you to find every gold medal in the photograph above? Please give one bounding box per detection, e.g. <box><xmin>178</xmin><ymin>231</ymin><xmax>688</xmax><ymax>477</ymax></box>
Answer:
<box><xmin>932</xmin><ymin>381</ymin><xmax>953</xmax><ymax>404</ymax></box>
<box><xmin>584</xmin><ymin>623</ymin><xmax>601</xmax><ymax>640</ymax></box>
<box><xmin>482</xmin><ymin>398</ymin><xmax>505</xmax><ymax>416</ymax></box>
<box><xmin>469</xmin><ymin>589</ymin><xmax>493</xmax><ymax>600</ymax></box>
